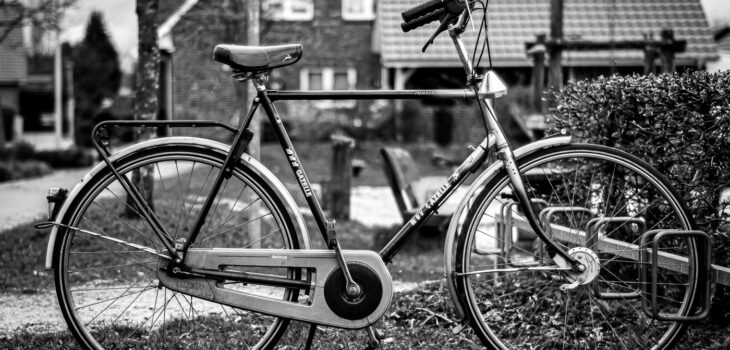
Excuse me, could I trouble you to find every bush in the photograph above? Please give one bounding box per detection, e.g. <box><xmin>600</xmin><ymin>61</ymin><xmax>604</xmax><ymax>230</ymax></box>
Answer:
<box><xmin>550</xmin><ymin>71</ymin><xmax>730</xmax><ymax>321</ymax></box>
<box><xmin>12</xmin><ymin>140</ymin><xmax>36</xmax><ymax>159</ymax></box>
<box><xmin>34</xmin><ymin>147</ymin><xmax>95</xmax><ymax>168</ymax></box>
<box><xmin>0</xmin><ymin>160</ymin><xmax>52</xmax><ymax>182</ymax></box>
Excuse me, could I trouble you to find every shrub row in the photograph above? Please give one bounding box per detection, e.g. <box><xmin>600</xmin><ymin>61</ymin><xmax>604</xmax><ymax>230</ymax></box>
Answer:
<box><xmin>549</xmin><ymin>70</ymin><xmax>730</xmax><ymax>321</ymax></box>
<box><xmin>0</xmin><ymin>160</ymin><xmax>53</xmax><ymax>182</ymax></box>
<box><xmin>0</xmin><ymin>141</ymin><xmax>94</xmax><ymax>169</ymax></box>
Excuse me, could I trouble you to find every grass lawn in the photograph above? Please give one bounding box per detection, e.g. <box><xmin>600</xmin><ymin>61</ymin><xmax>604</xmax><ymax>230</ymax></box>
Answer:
<box><xmin>2</xmin><ymin>219</ymin><xmax>728</xmax><ymax>349</ymax></box>
<box><xmin>1</xmin><ymin>140</ymin><xmax>728</xmax><ymax>349</ymax></box>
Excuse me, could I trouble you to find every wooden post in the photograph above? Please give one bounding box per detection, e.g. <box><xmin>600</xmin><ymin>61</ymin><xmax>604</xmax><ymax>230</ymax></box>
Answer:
<box><xmin>329</xmin><ymin>134</ymin><xmax>355</xmax><ymax>220</ymax></box>
<box><xmin>659</xmin><ymin>29</ymin><xmax>676</xmax><ymax>74</ymax></box>
<box><xmin>64</xmin><ymin>60</ymin><xmax>75</xmax><ymax>141</ymax></box>
<box><xmin>0</xmin><ymin>96</ymin><xmax>5</xmax><ymax>148</ymax></box>
<box><xmin>393</xmin><ymin>68</ymin><xmax>414</xmax><ymax>142</ymax></box>
<box><xmin>529</xmin><ymin>34</ymin><xmax>547</xmax><ymax>113</ymax></box>
<box><xmin>642</xmin><ymin>34</ymin><xmax>657</xmax><ymax>75</ymax></box>
<box><xmin>547</xmin><ymin>0</ymin><xmax>563</xmax><ymax>92</ymax></box>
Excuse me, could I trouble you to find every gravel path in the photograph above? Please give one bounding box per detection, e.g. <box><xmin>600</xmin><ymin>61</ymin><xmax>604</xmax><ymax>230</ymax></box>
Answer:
<box><xmin>0</xmin><ymin>168</ymin><xmax>460</xmax><ymax>338</ymax></box>
<box><xmin>0</xmin><ymin>167</ymin><xmax>91</xmax><ymax>232</ymax></box>
<box><xmin>0</xmin><ymin>280</ymin><xmax>438</xmax><ymax>336</ymax></box>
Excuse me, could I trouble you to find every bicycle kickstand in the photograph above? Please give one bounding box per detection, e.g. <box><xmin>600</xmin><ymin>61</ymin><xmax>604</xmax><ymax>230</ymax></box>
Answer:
<box><xmin>364</xmin><ymin>326</ymin><xmax>382</xmax><ymax>349</ymax></box>
<box><xmin>304</xmin><ymin>323</ymin><xmax>317</xmax><ymax>350</ymax></box>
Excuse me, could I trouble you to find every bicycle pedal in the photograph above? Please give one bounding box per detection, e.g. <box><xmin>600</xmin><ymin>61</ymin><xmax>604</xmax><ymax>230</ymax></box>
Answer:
<box><xmin>326</xmin><ymin>219</ymin><xmax>337</xmax><ymax>249</ymax></box>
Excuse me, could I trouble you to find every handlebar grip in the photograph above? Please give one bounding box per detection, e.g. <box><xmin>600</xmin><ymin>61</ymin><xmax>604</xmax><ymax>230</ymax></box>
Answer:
<box><xmin>401</xmin><ymin>8</ymin><xmax>446</xmax><ymax>32</ymax></box>
<box><xmin>401</xmin><ymin>0</ymin><xmax>445</xmax><ymax>22</ymax></box>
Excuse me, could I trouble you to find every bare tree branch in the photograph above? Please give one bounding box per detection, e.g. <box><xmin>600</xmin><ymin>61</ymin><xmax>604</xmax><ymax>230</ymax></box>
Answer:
<box><xmin>0</xmin><ymin>0</ymin><xmax>77</xmax><ymax>44</ymax></box>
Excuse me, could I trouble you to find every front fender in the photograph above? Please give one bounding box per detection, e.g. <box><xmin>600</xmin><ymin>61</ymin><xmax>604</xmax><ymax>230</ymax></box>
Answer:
<box><xmin>45</xmin><ymin>137</ymin><xmax>311</xmax><ymax>270</ymax></box>
<box><xmin>443</xmin><ymin>136</ymin><xmax>572</xmax><ymax>319</ymax></box>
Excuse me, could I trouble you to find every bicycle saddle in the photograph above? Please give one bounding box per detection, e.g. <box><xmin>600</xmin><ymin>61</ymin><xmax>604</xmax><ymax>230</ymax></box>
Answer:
<box><xmin>213</xmin><ymin>44</ymin><xmax>303</xmax><ymax>71</ymax></box>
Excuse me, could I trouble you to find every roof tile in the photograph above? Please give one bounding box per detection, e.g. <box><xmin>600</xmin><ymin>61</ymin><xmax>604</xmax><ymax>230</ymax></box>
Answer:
<box><xmin>380</xmin><ymin>0</ymin><xmax>718</xmax><ymax>67</ymax></box>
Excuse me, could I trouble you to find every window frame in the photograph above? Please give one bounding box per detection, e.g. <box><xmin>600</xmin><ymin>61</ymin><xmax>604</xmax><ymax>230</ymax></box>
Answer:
<box><xmin>299</xmin><ymin>67</ymin><xmax>358</xmax><ymax>108</ymax></box>
<box><xmin>341</xmin><ymin>0</ymin><xmax>375</xmax><ymax>21</ymax></box>
<box><xmin>265</xmin><ymin>0</ymin><xmax>314</xmax><ymax>21</ymax></box>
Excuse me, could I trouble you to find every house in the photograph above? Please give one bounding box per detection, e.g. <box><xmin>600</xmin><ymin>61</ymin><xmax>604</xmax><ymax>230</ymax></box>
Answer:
<box><xmin>707</xmin><ymin>27</ymin><xmax>730</xmax><ymax>72</ymax></box>
<box><xmin>378</xmin><ymin>0</ymin><xmax>718</xmax><ymax>142</ymax></box>
<box><xmin>159</xmin><ymin>0</ymin><xmax>719</xmax><ymax>143</ymax></box>
<box><xmin>158</xmin><ymin>0</ymin><xmax>380</xmax><ymax>141</ymax></box>
<box><xmin>379</xmin><ymin>0</ymin><xmax>718</xmax><ymax>86</ymax></box>
<box><xmin>0</xmin><ymin>4</ymin><xmax>71</xmax><ymax>149</ymax></box>
<box><xmin>0</xmin><ymin>4</ymin><xmax>28</xmax><ymax>143</ymax></box>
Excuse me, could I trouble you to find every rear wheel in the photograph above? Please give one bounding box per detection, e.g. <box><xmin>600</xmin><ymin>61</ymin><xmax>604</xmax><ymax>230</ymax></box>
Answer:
<box><xmin>53</xmin><ymin>144</ymin><xmax>302</xmax><ymax>349</ymax></box>
<box><xmin>455</xmin><ymin>144</ymin><xmax>700</xmax><ymax>349</ymax></box>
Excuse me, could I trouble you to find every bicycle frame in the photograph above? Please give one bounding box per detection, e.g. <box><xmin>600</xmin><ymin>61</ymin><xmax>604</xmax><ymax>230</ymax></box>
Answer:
<box><xmin>90</xmin><ymin>11</ymin><xmax>580</xmax><ymax>283</ymax></box>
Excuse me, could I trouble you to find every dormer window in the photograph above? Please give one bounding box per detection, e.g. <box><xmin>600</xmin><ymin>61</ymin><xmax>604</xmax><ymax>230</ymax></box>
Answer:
<box><xmin>264</xmin><ymin>0</ymin><xmax>314</xmax><ymax>21</ymax></box>
<box><xmin>342</xmin><ymin>0</ymin><xmax>375</xmax><ymax>21</ymax></box>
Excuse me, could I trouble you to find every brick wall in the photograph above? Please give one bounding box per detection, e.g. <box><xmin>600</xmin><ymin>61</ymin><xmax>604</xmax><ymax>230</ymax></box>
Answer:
<box><xmin>165</xmin><ymin>0</ymin><xmax>381</xmax><ymax>140</ymax></box>
<box><xmin>261</xmin><ymin>0</ymin><xmax>380</xmax><ymax>90</ymax></box>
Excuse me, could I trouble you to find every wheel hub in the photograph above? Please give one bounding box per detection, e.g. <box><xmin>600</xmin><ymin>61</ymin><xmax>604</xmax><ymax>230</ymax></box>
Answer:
<box><xmin>560</xmin><ymin>247</ymin><xmax>601</xmax><ymax>291</ymax></box>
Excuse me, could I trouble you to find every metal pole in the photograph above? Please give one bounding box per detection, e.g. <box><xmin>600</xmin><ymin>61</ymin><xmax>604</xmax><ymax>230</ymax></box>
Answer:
<box><xmin>246</xmin><ymin>0</ymin><xmax>262</xmax><ymax>247</ymax></box>
<box><xmin>64</xmin><ymin>60</ymin><xmax>75</xmax><ymax>142</ymax></box>
<box><xmin>54</xmin><ymin>21</ymin><xmax>63</xmax><ymax>148</ymax></box>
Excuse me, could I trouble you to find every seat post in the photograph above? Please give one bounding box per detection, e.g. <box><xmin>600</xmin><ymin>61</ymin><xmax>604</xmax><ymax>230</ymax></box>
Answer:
<box><xmin>251</xmin><ymin>73</ymin><xmax>270</xmax><ymax>92</ymax></box>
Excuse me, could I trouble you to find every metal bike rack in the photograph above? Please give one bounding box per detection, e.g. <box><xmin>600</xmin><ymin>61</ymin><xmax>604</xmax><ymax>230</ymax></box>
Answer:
<box><xmin>586</xmin><ymin>216</ymin><xmax>646</xmax><ymax>300</ymax></box>
<box><xmin>639</xmin><ymin>229</ymin><xmax>712</xmax><ymax>321</ymax></box>
<box><xmin>498</xmin><ymin>199</ymin><xmax>548</xmax><ymax>267</ymax></box>
<box><xmin>535</xmin><ymin>206</ymin><xmax>594</xmax><ymax>262</ymax></box>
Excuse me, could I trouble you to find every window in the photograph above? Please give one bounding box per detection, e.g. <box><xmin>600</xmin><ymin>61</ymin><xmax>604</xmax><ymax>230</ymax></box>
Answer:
<box><xmin>333</xmin><ymin>71</ymin><xmax>349</xmax><ymax>90</ymax></box>
<box><xmin>300</xmin><ymin>68</ymin><xmax>356</xmax><ymax>91</ymax></box>
<box><xmin>264</xmin><ymin>0</ymin><xmax>314</xmax><ymax>21</ymax></box>
<box><xmin>308</xmin><ymin>71</ymin><xmax>324</xmax><ymax>90</ymax></box>
<box><xmin>342</xmin><ymin>0</ymin><xmax>375</xmax><ymax>20</ymax></box>
<box><xmin>300</xmin><ymin>68</ymin><xmax>357</xmax><ymax>107</ymax></box>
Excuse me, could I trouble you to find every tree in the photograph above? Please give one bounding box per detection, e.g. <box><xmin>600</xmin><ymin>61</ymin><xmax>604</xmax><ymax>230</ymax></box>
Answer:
<box><xmin>135</xmin><ymin>0</ymin><xmax>159</xmax><ymax>122</ymax></box>
<box><xmin>73</xmin><ymin>11</ymin><xmax>121</xmax><ymax>108</ymax></box>
<box><xmin>0</xmin><ymin>0</ymin><xmax>77</xmax><ymax>45</ymax></box>
<box><xmin>70</xmin><ymin>11</ymin><xmax>121</xmax><ymax>146</ymax></box>
<box><xmin>125</xmin><ymin>0</ymin><xmax>159</xmax><ymax>217</ymax></box>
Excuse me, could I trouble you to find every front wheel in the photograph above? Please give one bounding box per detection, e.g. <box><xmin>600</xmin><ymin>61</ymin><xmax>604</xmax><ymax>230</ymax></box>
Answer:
<box><xmin>52</xmin><ymin>143</ymin><xmax>302</xmax><ymax>349</ymax></box>
<box><xmin>455</xmin><ymin>144</ymin><xmax>700</xmax><ymax>349</ymax></box>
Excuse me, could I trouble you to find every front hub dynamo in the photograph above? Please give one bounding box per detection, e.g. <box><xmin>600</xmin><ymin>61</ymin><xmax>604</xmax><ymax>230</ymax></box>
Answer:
<box><xmin>560</xmin><ymin>247</ymin><xmax>601</xmax><ymax>291</ymax></box>
<box><xmin>324</xmin><ymin>263</ymin><xmax>383</xmax><ymax>320</ymax></box>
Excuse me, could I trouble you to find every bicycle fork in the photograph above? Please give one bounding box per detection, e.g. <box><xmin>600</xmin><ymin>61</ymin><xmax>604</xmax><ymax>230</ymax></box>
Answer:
<box><xmin>479</xmin><ymin>98</ymin><xmax>583</xmax><ymax>270</ymax></box>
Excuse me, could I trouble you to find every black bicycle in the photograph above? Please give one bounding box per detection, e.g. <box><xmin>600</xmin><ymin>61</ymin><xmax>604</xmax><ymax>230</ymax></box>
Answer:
<box><xmin>41</xmin><ymin>0</ymin><xmax>711</xmax><ymax>349</ymax></box>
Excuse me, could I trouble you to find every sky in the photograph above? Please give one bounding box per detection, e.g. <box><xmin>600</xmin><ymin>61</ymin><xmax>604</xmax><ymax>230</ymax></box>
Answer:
<box><xmin>56</xmin><ymin>0</ymin><xmax>730</xmax><ymax>73</ymax></box>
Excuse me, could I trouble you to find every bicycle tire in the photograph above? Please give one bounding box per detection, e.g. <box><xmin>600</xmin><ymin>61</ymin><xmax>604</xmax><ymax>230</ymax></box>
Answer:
<box><xmin>455</xmin><ymin>144</ymin><xmax>700</xmax><ymax>349</ymax></box>
<box><xmin>52</xmin><ymin>143</ymin><xmax>302</xmax><ymax>350</ymax></box>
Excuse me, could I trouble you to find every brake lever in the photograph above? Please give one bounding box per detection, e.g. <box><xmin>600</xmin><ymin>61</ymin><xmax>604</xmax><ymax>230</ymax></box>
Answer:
<box><xmin>421</xmin><ymin>12</ymin><xmax>459</xmax><ymax>52</ymax></box>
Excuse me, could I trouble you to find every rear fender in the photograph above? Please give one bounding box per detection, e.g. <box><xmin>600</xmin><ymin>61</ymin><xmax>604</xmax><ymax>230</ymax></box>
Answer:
<box><xmin>443</xmin><ymin>136</ymin><xmax>572</xmax><ymax>319</ymax></box>
<box><xmin>44</xmin><ymin>137</ymin><xmax>311</xmax><ymax>270</ymax></box>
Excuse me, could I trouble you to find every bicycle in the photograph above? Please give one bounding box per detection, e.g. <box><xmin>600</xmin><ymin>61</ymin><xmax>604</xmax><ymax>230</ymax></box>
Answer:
<box><xmin>38</xmin><ymin>0</ymin><xmax>712</xmax><ymax>349</ymax></box>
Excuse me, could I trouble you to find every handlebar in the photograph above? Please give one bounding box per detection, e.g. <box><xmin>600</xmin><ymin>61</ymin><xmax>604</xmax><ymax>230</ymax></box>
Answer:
<box><xmin>400</xmin><ymin>0</ymin><xmax>467</xmax><ymax>29</ymax></box>
<box><xmin>400</xmin><ymin>0</ymin><xmax>471</xmax><ymax>52</ymax></box>
<box><xmin>401</xmin><ymin>0</ymin><xmax>447</xmax><ymax>22</ymax></box>
<box><xmin>401</xmin><ymin>8</ymin><xmax>446</xmax><ymax>32</ymax></box>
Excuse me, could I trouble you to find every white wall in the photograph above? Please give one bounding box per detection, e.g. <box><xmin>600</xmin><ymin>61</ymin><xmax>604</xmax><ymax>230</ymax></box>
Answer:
<box><xmin>707</xmin><ymin>52</ymin><xmax>730</xmax><ymax>72</ymax></box>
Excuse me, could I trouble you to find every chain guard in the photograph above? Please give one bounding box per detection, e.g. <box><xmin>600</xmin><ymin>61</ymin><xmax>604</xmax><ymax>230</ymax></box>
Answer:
<box><xmin>158</xmin><ymin>248</ymin><xmax>392</xmax><ymax>329</ymax></box>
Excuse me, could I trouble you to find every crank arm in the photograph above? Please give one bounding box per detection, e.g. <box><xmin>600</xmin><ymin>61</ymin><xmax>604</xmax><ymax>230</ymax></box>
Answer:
<box><xmin>158</xmin><ymin>248</ymin><xmax>393</xmax><ymax>329</ymax></box>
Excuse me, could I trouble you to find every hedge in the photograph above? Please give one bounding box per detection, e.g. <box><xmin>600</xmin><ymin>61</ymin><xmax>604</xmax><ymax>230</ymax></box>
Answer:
<box><xmin>549</xmin><ymin>70</ymin><xmax>730</xmax><ymax>321</ymax></box>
